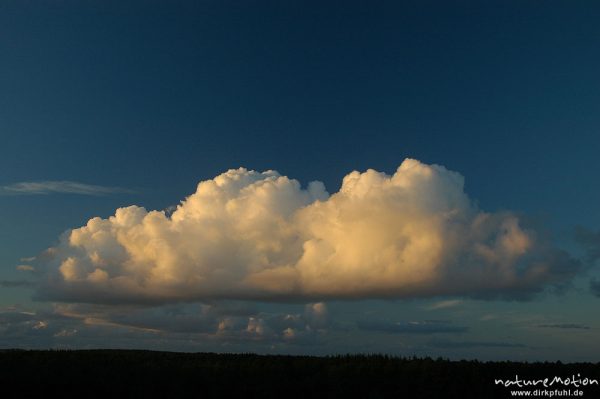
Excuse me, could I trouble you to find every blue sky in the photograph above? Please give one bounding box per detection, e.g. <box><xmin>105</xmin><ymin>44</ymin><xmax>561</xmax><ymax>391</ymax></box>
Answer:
<box><xmin>1</xmin><ymin>1</ymin><xmax>600</xmax><ymax>360</ymax></box>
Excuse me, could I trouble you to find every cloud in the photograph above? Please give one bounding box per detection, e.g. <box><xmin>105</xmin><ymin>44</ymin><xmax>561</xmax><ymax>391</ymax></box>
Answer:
<box><xmin>54</xmin><ymin>303</ymin><xmax>220</xmax><ymax>334</ymax></box>
<box><xmin>32</xmin><ymin>159</ymin><xmax>579</xmax><ymax>304</ymax></box>
<box><xmin>426</xmin><ymin>300</ymin><xmax>463</xmax><ymax>310</ymax></box>
<box><xmin>16</xmin><ymin>265</ymin><xmax>35</xmax><ymax>272</ymax></box>
<box><xmin>32</xmin><ymin>301</ymin><xmax>331</xmax><ymax>347</ymax></box>
<box><xmin>0</xmin><ymin>308</ymin><xmax>84</xmax><ymax>349</ymax></box>
<box><xmin>537</xmin><ymin>323</ymin><xmax>590</xmax><ymax>330</ymax></box>
<box><xmin>357</xmin><ymin>320</ymin><xmax>468</xmax><ymax>334</ymax></box>
<box><xmin>0</xmin><ymin>181</ymin><xmax>134</xmax><ymax>196</ymax></box>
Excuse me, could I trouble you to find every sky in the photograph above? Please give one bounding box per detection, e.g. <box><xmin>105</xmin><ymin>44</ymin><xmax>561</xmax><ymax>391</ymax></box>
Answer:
<box><xmin>1</xmin><ymin>0</ymin><xmax>600</xmax><ymax>361</ymax></box>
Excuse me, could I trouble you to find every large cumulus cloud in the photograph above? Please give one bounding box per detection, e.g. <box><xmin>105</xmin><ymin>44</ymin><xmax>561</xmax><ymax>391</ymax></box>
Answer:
<box><xmin>33</xmin><ymin>159</ymin><xmax>578</xmax><ymax>303</ymax></box>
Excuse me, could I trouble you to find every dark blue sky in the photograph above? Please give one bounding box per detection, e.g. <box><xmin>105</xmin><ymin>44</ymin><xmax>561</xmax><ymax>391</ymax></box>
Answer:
<box><xmin>3</xmin><ymin>1</ymin><xmax>600</xmax><ymax>207</ymax></box>
<box><xmin>1</xmin><ymin>1</ymin><xmax>600</xmax><ymax>359</ymax></box>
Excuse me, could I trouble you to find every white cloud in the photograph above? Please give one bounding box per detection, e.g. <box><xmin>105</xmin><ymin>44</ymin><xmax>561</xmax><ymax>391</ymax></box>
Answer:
<box><xmin>54</xmin><ymin>329</ymin><xmax>78</xmax><ymax>337</ymax></box>
<box><xmin>304</xmin><ymin>303</ymin><xmax>329</xmax><ymax>329</ymax></box>
<box><xmin>0</xmin><ymin>181</ymin><xmax>134</xmax><ymax>196</ymax></box>
<box><xmin>34</xmin><ymin>159</ymin><xmax>579</xmax><ymax>303</ymax></box>
<box><xmin>426</xmin><ymin>300</ymin><xmax>463</xmax><ymax>310</ymax></box>
<box><xmin>33</xmin><ymin>321</ymin><xmax>48</xmax><ymax>330</ymax></box>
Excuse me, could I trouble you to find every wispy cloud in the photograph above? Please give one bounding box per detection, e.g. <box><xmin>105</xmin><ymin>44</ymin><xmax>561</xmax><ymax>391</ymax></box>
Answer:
<box><xmin>0</xmin><ymin>181</ymin><xmax>134</xmax><ymax>196</ymax></box>
<box><xmin>537</xmin><ymin>323</ymin><xmax>590</xmax><ymax>330</ymax></box>
<box><xmin>356</xmin><ymin>320</ymin><xmax>468</xmax><ymax>335</ymax></box>
<box><xmin>426</xmin><ymin>300</ymin><xmax>463</xmax><ymax>310</ymax></box>
<box><xmin>428</xmin><ymin>340</ymin><xmax>527</xmax><ymax>349</ymax></box>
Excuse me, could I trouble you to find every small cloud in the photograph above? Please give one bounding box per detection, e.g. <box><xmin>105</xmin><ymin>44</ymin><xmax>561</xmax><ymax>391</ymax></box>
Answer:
<box><xmin>54</xmin><ymin>329</ymin><xmax>78</xmax><ymax>337</ymax></box>
<box><xmin>16</xmin><ymin>265</ymin><xmax>35</xmax><ymax>272</ymax></box>
<box><xmin>426</xmin><ymin>300</ymin><xmax>463</xmax><ymax>310</ymax></box>
<box><xmin>357</xmin><ymin>320</ymin><xmax>468</xmax><ymax>334</ymax></box>
<box><xmin>304</xmin><ymin>302</ymin><xmax>329</xmax><ymax>329</ymax></box>
<box><xmin>32</xmin><ymin>321</ymin><xmax>48</xmax><ymax>330</ymax></box>
<box><xmin>20</xmin><ymin>257</ymin><xmax>36</xmax><ymax>262</ymax></box>
<box><xmin>537</xmin><ymin>323</ymin><xmax>590</xmax><ymax>330</ymax></box>
<box><xmin>0</xmin><ymin>181</ymin><xmax>135</xmax><ymax>196</ymax></box>
<box><xmin>282</xmin><ymin>327</ymin><xmax>296</xmax><ymax>340</ymax></box>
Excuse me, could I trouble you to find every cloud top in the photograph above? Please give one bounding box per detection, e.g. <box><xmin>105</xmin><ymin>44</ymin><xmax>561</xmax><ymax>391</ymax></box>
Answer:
<box><xmin>34</xmin><ymin>159</ymin><xmax>578</xmax><ymax>304</ymax></box>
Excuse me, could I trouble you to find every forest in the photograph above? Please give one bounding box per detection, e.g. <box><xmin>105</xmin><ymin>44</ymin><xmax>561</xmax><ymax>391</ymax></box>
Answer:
<box><xmin>1</xmin><ymin>350</ymin><xmax>599</xmax><ymax>398</ymax></box>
